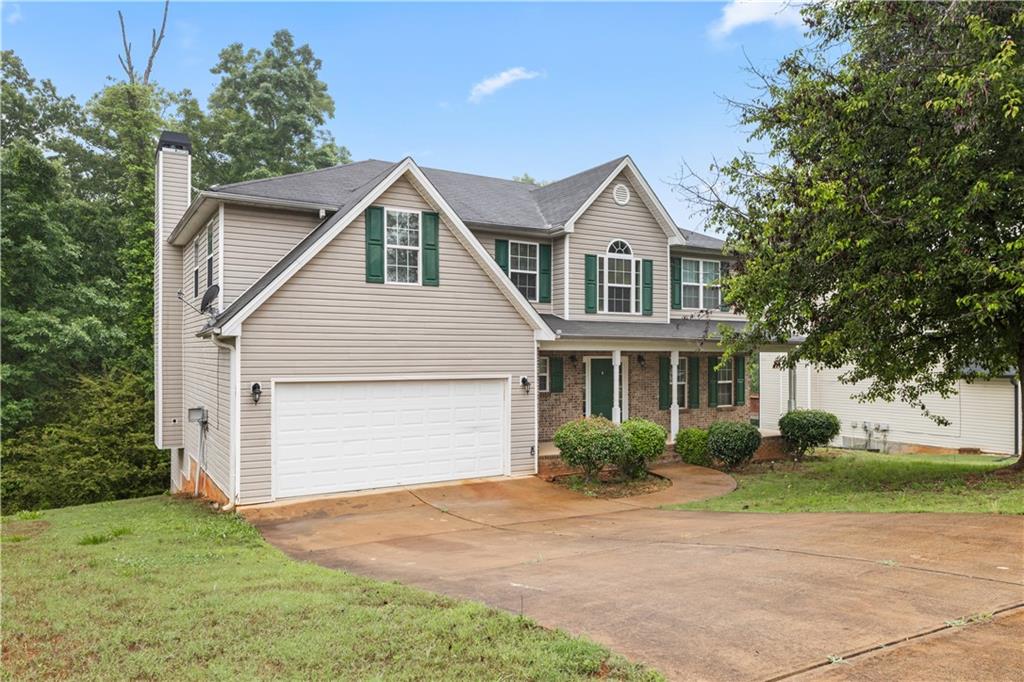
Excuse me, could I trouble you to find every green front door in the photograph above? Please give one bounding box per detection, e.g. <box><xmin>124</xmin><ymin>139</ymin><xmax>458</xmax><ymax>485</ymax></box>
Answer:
<box><xmin>589</xmin><ymin>359</ymin><xmax>614</xmax><ymax>419</ymax></box>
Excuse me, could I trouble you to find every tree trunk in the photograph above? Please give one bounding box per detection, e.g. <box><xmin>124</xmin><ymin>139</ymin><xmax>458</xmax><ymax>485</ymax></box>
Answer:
<box><xmin>1012</xmin><ymin>337</ymin><xmax>1024</xmax><ymax>471</ymax></box>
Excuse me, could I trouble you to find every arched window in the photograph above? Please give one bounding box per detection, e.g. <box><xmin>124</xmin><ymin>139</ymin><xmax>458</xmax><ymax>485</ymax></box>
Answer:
<box><xmin>598</xmin><ymin>240</ymin><xmax>641</xmax><ymax>314</ymax></box>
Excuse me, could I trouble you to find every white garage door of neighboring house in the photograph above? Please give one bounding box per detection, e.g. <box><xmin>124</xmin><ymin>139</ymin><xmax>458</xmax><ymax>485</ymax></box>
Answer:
<box><xmin>272</xmin><ymin>378</ymin><xmax>508</xmax><ymax>499</ymax></box>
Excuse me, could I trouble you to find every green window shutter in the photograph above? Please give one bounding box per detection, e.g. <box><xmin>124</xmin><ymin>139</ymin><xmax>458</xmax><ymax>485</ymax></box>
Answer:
<box><xmin>365</xmin><ymin>206</ymin><xmax>384</xmax><ymax>283</ymax></box>
<box><xmin>642</xmin><ymin>259</ymin><xmax>654</xmax><ymax>316</ymax></box>
<box><xmin>550</xmin><ymin>357</ymin><xmax>564</xmax><ymax>393</ymax></box>
<box><xmin>719</xmin><ymin>261</ymin><xmax>731</xmax><ymax>312</ymax></box>
<box><xmin>494</xmin><ymin>239</ymin><xmax>509</xmax><ymax>274</ymax></box>
<box><xmin>538</xmin><ymin>243</ymin><xmax>552</xmax><ymax>303</ymax></box>
<box><xmin>671</xmin><ymin>256</ymin><xmax>682</xmax><ymax>310</ymax></box>
<box><xmin>688</xmin><ymin>356</ymin><xmax>700</xmax><ymax>408</ymax></box>
<box><xmin>708</xmin><ymin>355</ymin><xmax>719</xmax><ymax>408</ymax></box>
<box><xmin>422</xmin><ymin>212</ymin><xmax>439</xmax><ymax>286</ymax></box>
<box><xmin>584</xmin><ymin>254</ymin><xmax>598</xmax><ymax>313</ymax></box>
<box><xmin>734</xmin><ymin>355</ymin><xmax>745</xmax><ymax>405</ymax></box>
<box><xmin>658</xmin><ymin>356</ymin><xmax>671</xmax><ymax>410</ymax></box>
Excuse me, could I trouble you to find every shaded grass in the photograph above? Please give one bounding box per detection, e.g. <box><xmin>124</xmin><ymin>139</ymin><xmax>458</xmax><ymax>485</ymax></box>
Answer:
<box><xmin>667</xmin><ymin>450</ymin><xmax>1023</xmax><ymax>514</ymax></box>
<box><xmin>1</xmin><ymin>496</ymin><xmax>659</xmax><ymax>681</ymax></box>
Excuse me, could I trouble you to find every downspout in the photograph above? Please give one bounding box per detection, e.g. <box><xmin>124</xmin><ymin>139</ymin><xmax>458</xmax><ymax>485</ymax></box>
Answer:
<box><xmin>210</xmin><ymin>334</ymin><xmax>236</xmax><ymax>512</ymax></box>
<box><xmin>1014</xmin><ymin>377</ymin><xmax>1021</xmax><ymax>458</ymax></box>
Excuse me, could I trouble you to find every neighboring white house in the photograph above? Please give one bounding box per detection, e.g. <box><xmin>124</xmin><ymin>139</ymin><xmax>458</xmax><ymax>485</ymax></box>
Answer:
<box><xmin>759</xmin><ymin>353</ymin><xmax>1021</xmax><ymax>456</ymax></box>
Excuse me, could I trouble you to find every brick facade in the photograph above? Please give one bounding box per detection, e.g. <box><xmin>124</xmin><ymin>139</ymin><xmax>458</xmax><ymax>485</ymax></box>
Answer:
<box><xmin>538</xmin><ymin>351</ymin><xmax>752</xmax><ymax>441</ymax></box>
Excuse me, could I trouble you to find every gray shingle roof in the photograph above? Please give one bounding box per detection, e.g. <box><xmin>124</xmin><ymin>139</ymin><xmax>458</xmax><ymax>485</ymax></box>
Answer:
<box><xmin>541</xmin><ymin>314</ymin><xmax>745</xmax><ymax>341</ymax></box>
<box><xmin>211</xmin><ymin>156</ymin><xmax>647</xmax><ymax>232</ymax></box>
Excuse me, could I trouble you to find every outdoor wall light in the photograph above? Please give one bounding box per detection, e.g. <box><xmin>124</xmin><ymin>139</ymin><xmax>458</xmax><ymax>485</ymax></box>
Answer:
<box><xmin>520</xmin><ymin>376</ymin><xmax>531</xmax><ymax>394</ymax></box>
<box><xmin>637</xmin><ymin>354</ymin><xmax>646</xmax><ymax>368</ymax></box>
<box><xmin>569</xmin><ymin>355</ymin><xmax>578</xmax><ymax>364</ymax></box>
<box><xmin>250</xmin><ymin>382</ymin><xmax>262</xmax><ymax>405</ymax></box>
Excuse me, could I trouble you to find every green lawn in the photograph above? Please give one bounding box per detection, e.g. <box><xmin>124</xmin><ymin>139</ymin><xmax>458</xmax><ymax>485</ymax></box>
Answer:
<box><xmin>668</xmin><ymin>450</ymin><xmax>1024</xmax><ymax>514</ymax></box>
<box><xmin>1</xmin><ymin>496</ymin><xmax>658</xmax><ymax>681</ymax></box>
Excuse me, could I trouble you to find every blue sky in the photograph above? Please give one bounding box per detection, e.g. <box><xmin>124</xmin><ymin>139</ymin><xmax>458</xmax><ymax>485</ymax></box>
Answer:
<box><xmin>3</xmin><ymin>1</ymin><xmax>808</xmax><ymax>232</ymax></box>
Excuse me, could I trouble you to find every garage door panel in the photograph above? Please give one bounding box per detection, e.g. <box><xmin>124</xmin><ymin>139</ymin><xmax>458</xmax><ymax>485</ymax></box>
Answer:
<box><xmin>273</xmin><ymin>378</ymin><xmax>507</xmax><ymax>498</ymax></box>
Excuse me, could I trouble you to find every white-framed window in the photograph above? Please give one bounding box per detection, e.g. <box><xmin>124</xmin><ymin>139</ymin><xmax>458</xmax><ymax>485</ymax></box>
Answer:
<box><xmin>717</xmin><ymin>357</ymin><xmax>734</xmax><ymax>406</ymax></box>
<box><xmin>537</xmin><ymin>357</ymin><xmax>549</xmax><ymax>392</ymax></box>
<box><xmin>681</xmin><ymin>259</ymin><xmax>722</xmax><ymax>310</ymax></box>
<box><xmin>385</xmin><ymin>208</ymin><xmax>421</xmax><ymax>284</ymax></box>
<box><xmin>675</xmin><ymin>359</ymin><xmax>688</xmax><ymax>408</ymax></box>
<box><xmin>597</xmin><ymin>240</ymin><xmax>641</xmax><ymax>314</ymax></box>
<box><xmin>206</xmin><ymin>223</ymin><xmax>215</xmax><ymax>288</ymax></box>
<box><xmin>509</xmin><ymin>241</ymin><xmax>539</xmax><ymax>301</ymax></box>
<box><xmin>192</xmin><ymin>237</ymin><xmax>201</xmax><ymax>298</ymax></box>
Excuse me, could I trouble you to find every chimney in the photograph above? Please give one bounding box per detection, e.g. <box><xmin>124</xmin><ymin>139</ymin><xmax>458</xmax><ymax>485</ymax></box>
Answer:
<box><xmin>154</xmin><ymin>131</ymin><xmax>191</xmax><ymax>452</ymax></box>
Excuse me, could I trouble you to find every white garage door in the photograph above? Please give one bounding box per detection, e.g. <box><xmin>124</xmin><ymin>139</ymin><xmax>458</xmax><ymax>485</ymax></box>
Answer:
<box><xmin>273</xmin><ymin>378</ymin><xmax>508</xmax><ymax>499</ymax></box>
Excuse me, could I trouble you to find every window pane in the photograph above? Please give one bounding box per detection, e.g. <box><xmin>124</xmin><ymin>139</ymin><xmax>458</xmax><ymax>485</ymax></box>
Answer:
<box><xmin>607</xmin><ymin>285</ymin><xmax>631</xmax><ymax>313</ymax></box>
<box><xmin>511</xmin><ymin>271</ymin><xmax>537</xmax><ymax>300</ymax></box>
<box><xmin>608</xmin><ymin>240</ymin><xmax>632</xmax><ymax>255</ymax></box>
<box><xmin>537</xmin><ymin>358</ymin><xmax>548</xmax><ymax>392</ymax></box>
<box><xmin>702</xmin><ymin>260</ymin><xmax>721</xmax><ymax>284</ymax></box>
<box><xmin>510</xmin><ymin>242</ymin><xmax>537</xmax><ymax>272</ymax></box>
<box><xmin>718</xmin><ymin>382</ymin><xmax>733</xmax><ymax>406</ymax></box>
<box><xmin>703</xmin><ymin>285</ymin><xmax>721</xmax><ymax>309</ymax></box>
<box><xmin>386</xmin><ymin>247</ymin><xmax>418</xmax><ymax>283</ymax></box>
<box><xmin>682</xmin><ymin>284</ymin><xmax>700</xmax><ymax>308</ymax></box>
<box><xmin>682</xmin><ymin>259</ymin><xmax>700</xmax><ymax>284</ymax></box>
<box><xmin>607</xmin><ymin>257</ymin><xmax>632</xmax><ymax>285</ymax></box>
<box><xmin>207</xmin><ymin>257</ymin><xmax>213</xmax><ymax>287</ymax></box>
<box><xmin>207</xmin><ymin>225</ymin><xmax>214</xmax><ymax>253</ymax></box>
<box><xmin>386</xmin><ymin>211</ymin><xmax>419</xmax><ymax>246</ymax></box>
<box><xmin>634</xmin><ymin>260</ymin><xmax>641</xmax><ymax>313</ymax></box>
<box><xmin>718</xmin><ymin>360</ymin><xmax>733</xmax><ymax>382</ymax></box>
<box><xmin>194</xmin><ymin>239</ymin><xmax>200</xmax><ymax>264</ymax></box>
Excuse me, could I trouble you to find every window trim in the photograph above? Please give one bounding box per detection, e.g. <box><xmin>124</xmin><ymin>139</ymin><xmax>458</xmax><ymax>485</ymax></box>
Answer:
<box><xmin>509</xmin><ymin>239</ymin><xmax>540</xmax><ymax>302</ymax></box>
<box><xmin>598</xmin><ymin>239</ymin><xmax>641</xmax><ymax>315</ymax></box>
<box><xmin>537</xmin><ymin>356</ymin><xmax>549</xmax><ymax>393</ymax></box>
<box><xmin>681</xmin><ymin>258</ymin><xmax>722</xmax><ymax>311</ymax></box>
<box><xmin>383</xmin><ymin>207</ymin><xmax>423</xmax><ymax>286</ymax></box>
<box><xmin>717</xmin><ymin>356</ymin><xmax>735</xmax><ymax>406</ymax></box>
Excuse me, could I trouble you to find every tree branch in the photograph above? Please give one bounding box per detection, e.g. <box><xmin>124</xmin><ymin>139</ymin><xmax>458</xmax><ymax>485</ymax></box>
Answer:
<box><xmin>117</xmin><ymin>10</ymin><xmax>135</xmax><ymax>84</ymax></box>
<box><xmin>142</xmin><ymin>0</ymin><xmax>169</xmax><ymax>85</ymax></box>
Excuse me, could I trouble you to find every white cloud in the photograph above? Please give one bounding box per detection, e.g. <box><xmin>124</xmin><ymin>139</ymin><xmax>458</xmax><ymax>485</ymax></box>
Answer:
<box><xmin>468</xmin><ymin>67</ymin><xmax>541</xmax><ymax>104</ymax></box>
<box><xmin>6</xmin><ymin>3</ymin><xmax>24</xmax><ymax>25</ymax></box>
<box><xmin>708</xmin><ymin>1</ymin><xmax>804</xmax><ymax>40</ymax></box>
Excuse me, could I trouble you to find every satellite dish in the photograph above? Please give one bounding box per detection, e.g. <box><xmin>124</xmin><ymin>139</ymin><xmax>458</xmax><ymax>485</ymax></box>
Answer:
<box><xmin>200</xmin><ymin>285</ymin><xmax>220</xmax><ymax>314</ymax></box>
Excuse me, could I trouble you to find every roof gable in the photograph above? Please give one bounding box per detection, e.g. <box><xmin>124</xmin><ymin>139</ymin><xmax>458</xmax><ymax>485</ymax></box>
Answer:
<box><xmin>212</xmin><ymin>158</ymin><xmax>554</xmax><ymax>339</ymax></box>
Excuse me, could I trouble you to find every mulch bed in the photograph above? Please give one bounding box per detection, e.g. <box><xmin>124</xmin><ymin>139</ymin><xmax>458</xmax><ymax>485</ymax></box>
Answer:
<box><xmin>552</xmin><ymin>470</ymin><xmax>671</xmax><ymax>499</ymax></box>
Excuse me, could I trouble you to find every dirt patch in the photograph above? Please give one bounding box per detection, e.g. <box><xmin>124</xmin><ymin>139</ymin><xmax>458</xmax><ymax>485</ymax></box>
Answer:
<box><xmin>1</xmin><ymin>519</ymin><xmax>50</xmax><ymax>540</ymax></box>
<box><xmin>552</xmin><ymin>472</ymin><xmax>671</xmax><ymax>499</ymax></box>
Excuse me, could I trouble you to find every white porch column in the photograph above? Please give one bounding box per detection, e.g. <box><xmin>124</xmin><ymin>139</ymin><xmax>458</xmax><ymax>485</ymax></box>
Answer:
<box><xmin>670</xmin><ymin>350</ymin><xmax>680</xmax><ymax>437</ymax></box>
<box><xmin>787</xmin><ymin>363</ymin><xmax>797</xmax><ymax>413</ymax></box>
<box><xmin>612</xmin><ymin>350</ymin><xmax>622</xmax><ymax>424</ymax></box>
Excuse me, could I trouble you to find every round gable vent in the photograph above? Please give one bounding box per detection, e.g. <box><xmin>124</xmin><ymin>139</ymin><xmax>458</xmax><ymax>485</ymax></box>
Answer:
<box><xmin>612</xmin><ymin>182</ymin><xmax>631</xmax><ymax>206</ymax></box>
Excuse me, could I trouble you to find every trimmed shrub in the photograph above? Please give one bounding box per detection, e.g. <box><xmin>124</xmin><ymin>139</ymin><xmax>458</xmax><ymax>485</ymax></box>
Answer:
<box><xmin>707</xmin><ymin>421</ymin><xmax>762</xmax><ymax>470</ymax></box>
<box><xmin>618</xmin><ymin>419</ymin><xmax>668</xmax><ymax>479</ymax></box>
<box><xmin>778</xmin><ymin>409</ymin><xmax>841</xmax><ymax>459</ymax></box>
<box><xmin>675</xmin><ymin>427</ymin><xmax>710</xmax><ymax>467</ymax></box>
<box><xmin>553</xmin><ymin>417</ymin><xmax>629</xmax><ymax>481</ymax></box>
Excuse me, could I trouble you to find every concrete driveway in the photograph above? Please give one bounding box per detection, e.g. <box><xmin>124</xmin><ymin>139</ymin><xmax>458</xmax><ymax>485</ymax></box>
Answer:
<box><xmin>246</xmin><ymin>464</ymin><xmax>1024</xmax><ymax>681</ymax></box>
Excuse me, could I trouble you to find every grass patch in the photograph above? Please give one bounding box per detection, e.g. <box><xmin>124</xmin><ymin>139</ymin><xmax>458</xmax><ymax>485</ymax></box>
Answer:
<box><xmin>667</xmin><ymin>449</ymin><xmax>1023</xmax><ymax>514</ymax></box>
<box><xmin>77</xmin><ymin>526</ymin><xmax>133</xmax><ymax>545</ymax></box>
<box><xmin>556</xmin><ymin>472</ymin><xmax>671</xmax><ymax>499</ymax></box>
<box><xmin>1</xmin><ymin>495</ymin><xmax>659</xmax><ymax>680</ymax></box>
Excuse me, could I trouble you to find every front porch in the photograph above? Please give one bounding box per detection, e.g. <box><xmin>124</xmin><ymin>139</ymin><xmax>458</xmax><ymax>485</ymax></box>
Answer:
<box><xmin>538</xmin><ymin>349</ymin><xmax>753</xmax><ymax>443</ymax></box>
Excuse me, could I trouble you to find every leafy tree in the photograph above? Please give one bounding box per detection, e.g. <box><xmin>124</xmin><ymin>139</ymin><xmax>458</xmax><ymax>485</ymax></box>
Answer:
<box><xmin>679</xmin><ymin>2</ymin><xmax>1024</xmax><ymax>468</ymax></box>
<box><xmin>1</xmin><ymin>141</ymin><xmax>127</xmax><ymax>433</ymax></box>
<box><xmin>0</xmin><ymin>50</ymin><xmax>81</xmax><ymax>149</ymax></box>
<box><xmin>181</xmin><ymin>29</ymin><xmax>349</xmax><ymax>188</ymax></box>
<box><xmin>1</xmin><ymin>370</ymin><xmax>167</xmax><ymax>513</ymax></box>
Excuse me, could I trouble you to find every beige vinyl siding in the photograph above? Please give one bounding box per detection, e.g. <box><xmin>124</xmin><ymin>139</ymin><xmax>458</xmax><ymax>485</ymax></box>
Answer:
<box><xmin>759</xmin><ymin>353</ymin><xmax>1017</xmax><ymax>454</ymax></box>
<box><xmin>222</xmin><ymin>205</ymin><xmax>321</xmax><ymax>305</ymax></box>
<box><xmin>469</xmin><ymin>229</ymin><xmax>554</xmax><ymax>315</ymax></box>
<box><xmin>155</xmin><ymin>148</ymin><xmax>188</xmax><ymax>449</ymax></box>
<box><xmin>182</xmin><ymin>220</ymin><xmax>232</xmax><ymax>493</ymax></box>
<box><xmin>568</xmin><ymin>172</ymin><xmax>668</xmax><ymax>321</ymax></box>
<box><xmin>238</xmin><ymin>175</ymin><xmax>537</xmax><ymax>503</ymax></box>
<box><xmin>551</xmin><ymin>235</ymin><xmax>564</xmax><ymax>317</ymax></box>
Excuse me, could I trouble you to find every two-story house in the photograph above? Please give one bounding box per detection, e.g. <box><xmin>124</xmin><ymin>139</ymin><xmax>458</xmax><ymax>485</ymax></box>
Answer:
<box><xmin>154</xmin><ymin>132</ymin><xmax>754</xmax><ymax>506</ymax></box>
